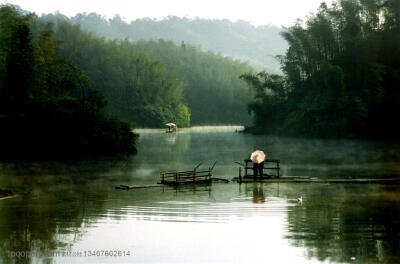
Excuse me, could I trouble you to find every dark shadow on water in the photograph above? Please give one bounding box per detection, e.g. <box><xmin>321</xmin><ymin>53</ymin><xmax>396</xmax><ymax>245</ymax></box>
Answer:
<box><xmin>0</xmin><ymin>156</ymin><xmax>137</xmax><ymax>263</ymax></box>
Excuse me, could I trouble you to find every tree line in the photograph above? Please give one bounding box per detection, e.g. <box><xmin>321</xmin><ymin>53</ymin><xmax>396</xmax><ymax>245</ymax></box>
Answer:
<box><xmin>48</xmin><ymin>19</ymin><xmax>191</xmax><ymax>127</ymax></box>
<box><xmin>0</xmin><ymin>5</ymin><xmax>136</xmax><ymax>157</ymax></box>
<box><xmin>45</xmin><ymin>13</ymin><xmax>286</xmax><ymax>72</ymax></box>
<box><xmin>242</xmin><ymin>0</ymin><xmax>400</xmax><ymax>139</ymax></box>
<box><xmin>41</xmin><ymin>13</ymin><xmax>255</xmax><ymax>126</ymax></box>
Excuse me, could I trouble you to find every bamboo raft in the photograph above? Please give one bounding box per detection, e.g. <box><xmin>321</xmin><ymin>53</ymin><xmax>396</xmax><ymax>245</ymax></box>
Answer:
<box><xmin>116</xmin><ymin>162</ymin><xmax>228</xmax><ymax>190</ymax></box>
<box><xmin>115</xmin><ymin>159</ymin><xmax>400</xmax><ymax>190</ymax></box>
<box><xmin>232</xmin><ymin>176</ymin><xmax>400</xmax><ymax>184</ymax></box>
<box><xmin>235</xmin><ymin>159</ymin><xmax>400</xmax><ymax>184</ymax></box>
<box><xmin>159</xmin><ymin>162</ymin><xmax>227</xmax><ymax>185</ymax></box>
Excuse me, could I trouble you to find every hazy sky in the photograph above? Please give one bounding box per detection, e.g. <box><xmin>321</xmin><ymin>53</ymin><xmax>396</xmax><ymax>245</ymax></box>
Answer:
<box><xmin>3</xmin><ymin>0</ymin><xmax>333</xmax><ymax>26</ymax></box>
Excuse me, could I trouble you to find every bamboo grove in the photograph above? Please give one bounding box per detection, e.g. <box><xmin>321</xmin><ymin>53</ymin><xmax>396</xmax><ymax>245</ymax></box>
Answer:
<box><xmin>241</xmin><ymin>0</ymin><xmax>400</xmax><ymax>138</ymax></box>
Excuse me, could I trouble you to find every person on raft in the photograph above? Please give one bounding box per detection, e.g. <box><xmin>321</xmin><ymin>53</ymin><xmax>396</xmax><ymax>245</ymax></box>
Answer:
<box><xmin>250</xmin><ymin>150</ymin><xmax>266</xmax><ymax>178</ymax></box>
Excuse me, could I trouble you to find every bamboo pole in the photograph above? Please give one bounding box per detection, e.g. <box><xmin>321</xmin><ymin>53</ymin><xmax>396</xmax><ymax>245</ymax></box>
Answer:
<box><xmin>277</xmin><ymin>161</ymin><xmax>280</xmax><ymax>178</ymax></box>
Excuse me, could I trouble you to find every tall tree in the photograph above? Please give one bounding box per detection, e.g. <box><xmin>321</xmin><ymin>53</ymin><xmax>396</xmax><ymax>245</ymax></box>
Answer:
<box><xmin>242</xmin><ymin>0</ymin><xmax>400</xmax><ymax>138</ymax></box>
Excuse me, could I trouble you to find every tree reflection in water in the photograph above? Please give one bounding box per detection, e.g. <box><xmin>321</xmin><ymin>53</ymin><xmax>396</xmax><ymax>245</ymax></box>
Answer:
<box><xmin>0</xmin><ymin>158</ymin><xmax>133</xmax><ymax>263</ymax></box>
<box><xmin>286</xmin><ymin>184</ymin><xmax>400</xmax><ymax>263</ymax></box>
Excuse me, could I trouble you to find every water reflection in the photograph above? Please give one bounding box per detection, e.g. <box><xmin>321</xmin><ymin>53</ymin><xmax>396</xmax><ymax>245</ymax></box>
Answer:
<box><xmin>251</xmin><ymin>183</ymin><xmax>265</xmax><ymax>204</ymax></box>
<box><xmin>0</xmin><ymin>157</ymin><xmax>135</xmax><ymax>264</ymax></box>
<box><xmin>286</xmin><ymin>184</ymin><xmax>400</xmax><ymax>263</ymax></box>
<box><xmin>1</xmin><ymin>127</ymin><xmax>400</xmax><ymax>263</ymax></box>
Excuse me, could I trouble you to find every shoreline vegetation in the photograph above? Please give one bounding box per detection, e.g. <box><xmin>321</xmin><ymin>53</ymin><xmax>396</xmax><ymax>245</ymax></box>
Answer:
<box><xmin>0</xmin><ymin>5</ymin><xmax>137</xmax><ymax>159</ymax></box>
<box><xmin>241</xmin><ymin>0</ymin><xmax>399</xmax><ymax>139</ymax></box>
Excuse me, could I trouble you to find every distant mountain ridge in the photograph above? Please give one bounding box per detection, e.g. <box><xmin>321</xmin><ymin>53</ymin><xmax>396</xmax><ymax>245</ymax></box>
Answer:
<box><xmin>42</xmin><ymin>13</ymin><xmax>288</xmax><ymax>72</ymax></box>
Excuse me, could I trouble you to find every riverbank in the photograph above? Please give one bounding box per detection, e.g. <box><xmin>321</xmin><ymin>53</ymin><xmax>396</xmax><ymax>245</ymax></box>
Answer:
<box><xmin>0</xmin><ymin>107</ymin><xmax>138</xmax><ymax>160</ymax></box>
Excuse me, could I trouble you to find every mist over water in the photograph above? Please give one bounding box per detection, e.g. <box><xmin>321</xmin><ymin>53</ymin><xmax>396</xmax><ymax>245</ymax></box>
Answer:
<box><xmin>1</xmin><ymin>126</ymin><xmax>400</xmax><ymax>263</ymax></box>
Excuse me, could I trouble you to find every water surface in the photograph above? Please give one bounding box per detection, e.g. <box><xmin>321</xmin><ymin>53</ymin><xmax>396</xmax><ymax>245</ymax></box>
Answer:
<box><xmin>1</xmin><ymin>126</ymin><xmax>400</xmax><ymax>263</ymax></box>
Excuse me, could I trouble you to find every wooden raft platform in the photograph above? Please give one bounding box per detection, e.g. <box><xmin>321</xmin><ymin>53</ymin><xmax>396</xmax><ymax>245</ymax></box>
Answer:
<box><xmin>159</xmin><ymin>162</ymin><xmax>224</xmax><ymax>185</ymax></box>
<box><xmin>237</xmin><ymin>159</ymin><xmax>281</xmax><ymax>183</ymax></box>
<box><xmin>232</xmin><ymin>176</ymin><xmax>400</xmax><ymax>184</ymax></box>
<box><xmin>116</xmin><ymin>162</ymin><xmax>229</xmax><ymax>190</ymax></box>
<box><xmin>160</xmin><ymin>168</ymin><xmax>212</xmax><ymax>185</ymax></box>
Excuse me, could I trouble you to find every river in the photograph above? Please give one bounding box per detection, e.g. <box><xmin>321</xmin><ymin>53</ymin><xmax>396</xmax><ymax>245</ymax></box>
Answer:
<box><xmin>1</xmin><ymin>126</ymin><xmax>400</xmax><ymax>263</ymax></box>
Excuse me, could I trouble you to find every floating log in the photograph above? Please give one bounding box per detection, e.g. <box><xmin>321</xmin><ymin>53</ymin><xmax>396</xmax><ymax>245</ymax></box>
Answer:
<box><xmin>211</xmin><ymin>178</ymin><xmax>229</xmax><ymax>183</ymax></box>
<box><xmin>115</xmin><ymin>184</ymin><xmax>164</xmax><ymax>190</ymax></box>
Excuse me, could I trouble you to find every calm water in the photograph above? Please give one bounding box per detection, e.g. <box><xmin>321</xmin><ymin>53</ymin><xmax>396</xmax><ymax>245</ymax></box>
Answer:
<box><xmin>1</xmin><ymin>126</ymin><xmax>400</xmax><ymax>264</ymax></box>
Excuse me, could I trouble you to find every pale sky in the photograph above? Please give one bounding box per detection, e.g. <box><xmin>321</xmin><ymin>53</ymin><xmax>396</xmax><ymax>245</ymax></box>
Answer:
<box><xmin>3</xmin><ymin>0</ymin><xmax>333</xmax><ymax>26</ymax></box>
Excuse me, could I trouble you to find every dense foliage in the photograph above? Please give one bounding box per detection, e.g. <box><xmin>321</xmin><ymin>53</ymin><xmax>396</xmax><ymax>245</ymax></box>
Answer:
<box><xmin>49</xmin><ymin>20</ymin><xmax>191</xmax><ymax>127</ymax></box>
<box><xmin>242</xmin><ymin>0</ymin><xmax>400</xmax><ymax>139</ymax></box>
<box><xmin>0</xmin><ymin>5</ymin><xmax>137</xmax><ymax>158</ymax></box>
<box><xmin>44</xmin><ymin>13</ymin><xmax>287</xmax><ymax>72</ymax></box>
<box><xmin>42</xmin><ymin>14</ymin><xmax>255</xmax><ymax>125</ymax></box>
<box><xmin>134</xmin><ymin>39</ymin><xmax>254</xmax><ymax>125</ymax></box>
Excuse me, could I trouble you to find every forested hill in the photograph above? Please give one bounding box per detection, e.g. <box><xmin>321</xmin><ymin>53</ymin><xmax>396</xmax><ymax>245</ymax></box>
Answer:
<box><xmin>0</xmin><ymin>5</ymin><xmax>137</xmax><ymax>157</ymax></box>
<box><xmin>42</xmin><ymin>13</ymin><xmax>287</xmax><ymax>72</ymax></box>
<box><xmin>38</xmin><ymin>14</ymin><xmax>255</xmax><ymax>126</ymax></box>
<box><xmin>241</xmin><ymin>0</ymin><xmax>400</xmax><ymax>139</ymax></box>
